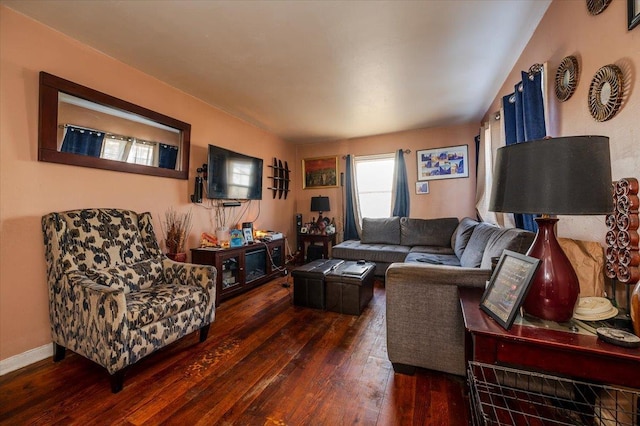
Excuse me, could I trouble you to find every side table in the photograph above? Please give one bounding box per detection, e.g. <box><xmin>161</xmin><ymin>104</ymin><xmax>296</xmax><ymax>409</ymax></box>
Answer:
<box><xmin>298</xmin><ymin>232</ymin><xmax>336</xmax><ymax>262</ymax></box>
<box><xmin>459</xmin><ymin>286</ymin><xmax>640</xmax><ymax>388</ymax></box>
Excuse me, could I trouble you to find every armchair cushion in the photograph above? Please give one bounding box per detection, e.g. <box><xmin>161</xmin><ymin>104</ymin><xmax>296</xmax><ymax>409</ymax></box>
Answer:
<box><xmin>126</xmin><ymin>284</ymin><xmax>206</xmax><ymax>329</ymax></box>
<box><xmin>86</xmin><ymin>258</ymin><xmax>164</xmax><ymax>293</ymax></box>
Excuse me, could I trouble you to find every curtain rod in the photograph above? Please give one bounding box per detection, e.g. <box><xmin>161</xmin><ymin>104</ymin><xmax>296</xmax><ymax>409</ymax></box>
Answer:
<box><xmin>341</xmin><ymin>149</ymin><xmax>411</xmax><ymax>160</ymax></box>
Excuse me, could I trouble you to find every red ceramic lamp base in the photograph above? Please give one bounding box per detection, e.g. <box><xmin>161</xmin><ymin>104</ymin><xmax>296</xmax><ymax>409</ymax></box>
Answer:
<box><xmin>523</xmin><ymin>217</ymin><xmax>580</xmax><ymax>322</ymax></box>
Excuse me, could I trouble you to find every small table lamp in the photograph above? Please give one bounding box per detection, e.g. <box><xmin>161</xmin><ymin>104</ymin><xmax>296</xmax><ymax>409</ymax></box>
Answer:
<box><xmin>490</xmin><ymin>136</ymin><xmax>613</xmax><ymax>322</ymax></box>
<box><xmin>311</xmin><ymin>196</ymin><xmax>330</xmax><ymax>234</ymax></box>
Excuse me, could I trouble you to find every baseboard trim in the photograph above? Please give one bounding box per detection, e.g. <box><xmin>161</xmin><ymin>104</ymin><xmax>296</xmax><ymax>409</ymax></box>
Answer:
<box><xmin>0</xmin><ymin>343</ymin><xmax>52</xmax><ymax>376</ymax></box>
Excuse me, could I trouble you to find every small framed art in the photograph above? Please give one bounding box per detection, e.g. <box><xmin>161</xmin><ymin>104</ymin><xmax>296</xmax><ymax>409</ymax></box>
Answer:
<box><xmin>302</xmin><ymin>156</ymin><xmax>338</xmax><ymax>189</ymax></box>
<box><xmin>416</xmin><ymin>182</ymin><xmax>429</xmax><ymax>194</ymax></box>
<box><xmin>417</xmin><ymin>145</ymin><xmax>469</xmax><ymax>181</ymax></box>
<box><xmin>629</xmin><ymin>0</ymin><xmax>640</xmax><ymax>30</ymax></box>
<box><xmin>480</xmin><ymin>250</ymin><xmax>541</xmax><ymax>330</ymax></box>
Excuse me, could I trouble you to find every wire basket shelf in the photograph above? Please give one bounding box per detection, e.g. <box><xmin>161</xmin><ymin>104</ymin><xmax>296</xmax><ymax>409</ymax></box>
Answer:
<box><xmin>468</xmin><ymin>361</ymin><xmax>639</xmax><ymax>426</ymax></box>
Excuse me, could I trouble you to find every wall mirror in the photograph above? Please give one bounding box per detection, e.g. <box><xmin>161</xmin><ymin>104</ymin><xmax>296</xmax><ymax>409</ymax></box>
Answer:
<box><xmin>39</xmin><ymin>72</ymin><xmax>190</xmax><ymax>179</ymax></box>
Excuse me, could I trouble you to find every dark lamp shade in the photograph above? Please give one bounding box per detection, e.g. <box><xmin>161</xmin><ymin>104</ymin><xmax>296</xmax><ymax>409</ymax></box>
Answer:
<box><xmin>310</xmin><ymin>196</ymin><xmax>330</xmax><ymax>213</ymax></box>
<box><xmin>489</xmin><ymin>136</ymin><xmax>614</xmax><ymax>215</ymax></box>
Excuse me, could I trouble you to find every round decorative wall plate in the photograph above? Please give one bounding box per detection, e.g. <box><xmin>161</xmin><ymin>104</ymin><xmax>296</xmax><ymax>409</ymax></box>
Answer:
<box><xmin>588</xmin><ymin>64</ymin><xmax>624</xmax><ymax>122</ymax></box>
<box><xmin>555</xmin><ymin>56</ymin><xmax>579</xmax><ymax>102</ymax></box>
<box><xmin>586</xmin><ymin>0</ymin><xmax>612</xmax><ymax>15</ymax></box>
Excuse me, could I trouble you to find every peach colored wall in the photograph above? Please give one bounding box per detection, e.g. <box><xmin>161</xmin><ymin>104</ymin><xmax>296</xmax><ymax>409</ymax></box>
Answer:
<box><xmin>293</xmin><ymin>124</ymin><xmax>479</xmax><ymax>242</ymax></box>
<box><xmin>0</xmin><ymin>7</ymin><xmax>296</xmax><ymax>362</ymax></box>
<box><xmin>481</xmin><ymin>0</ymin><xmax>640</xmax><ymax>244</ymax></box>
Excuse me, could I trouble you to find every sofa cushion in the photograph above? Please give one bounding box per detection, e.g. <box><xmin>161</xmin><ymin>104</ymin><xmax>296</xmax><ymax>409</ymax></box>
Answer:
<box><xmin>399</xmin><ymin>217</ymin><xmax>459</xmax><ymax>247</ymax></box>
<box><xmin>480</xmin><ymin>228</ymin><xmax>535</xmax><ymax>269</ymax></box>
<box><xmin>452</xmin><ymin>217</ymin><xmax>480</xmax><ymax>259</ymax></box>
<box><xmin>459</xmin><ymin>223</ymin><xmax>498</xmax><ymax>268</ymax></box>
<box><xmin>404</xmin><ymin>252</ymin><xmax>461</xmax><ymax>266</ymax></box>
<box><xmin>361</xmin><ymin>217</ymin><xmax>401</xmax><ymax>245</ymax></box>
<box><xmin>126</xmin><ymin>283</ymin><xmax>206</xmax><ymax>329</ymax></box>
<box><xmin>332</xmin><ymin>239</ymin><xmax>410</xmax><ymax>264</ymax></box>
<box><xmin>86</xmin><ymin>258</ymin><xmax>165</xmax><ymax>293</ymax></box>
<box><xmin>409</xmin><ymin>245</ymin><xmax>456</xmax><ymax>255</ymax></box>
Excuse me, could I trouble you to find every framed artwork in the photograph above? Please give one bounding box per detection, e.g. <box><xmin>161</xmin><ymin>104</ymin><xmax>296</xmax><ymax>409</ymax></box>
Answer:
<box><xmin>417</xmin><ymin>145</ymin><xmax>469</xmax><ymax>181</ymax></box>
<box><xmin>480</xmin><ymin>250</ymin><xmax>541</xmax><ymax>330</ymax></box>
<box><xmin>302</xmin><ymin>156</ymin><xmax>338</xmax><ymax>189</ymax></box>
<box><xmin>629</xmin><ymin>0</ymin><xmax>640</xmax><ymax>30</ymax></box>
<box><xmin>416</xmin><ymin>182</ymin><xmax>429</xmax><ymax>194</ymax></box>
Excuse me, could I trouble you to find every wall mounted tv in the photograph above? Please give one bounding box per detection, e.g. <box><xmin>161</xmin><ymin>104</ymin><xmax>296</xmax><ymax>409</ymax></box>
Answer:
<box><xmin>207</xmin><ymin>145</ymin><xmax>263</xmax><ymax>200</ymax></box>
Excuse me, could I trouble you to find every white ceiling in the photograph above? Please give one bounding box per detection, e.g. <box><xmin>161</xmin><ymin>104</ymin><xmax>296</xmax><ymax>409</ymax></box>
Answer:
<box><xmin>4</xmin><ymin>0</ymin><xmax>551</xmax><ymax>143</ymax></box>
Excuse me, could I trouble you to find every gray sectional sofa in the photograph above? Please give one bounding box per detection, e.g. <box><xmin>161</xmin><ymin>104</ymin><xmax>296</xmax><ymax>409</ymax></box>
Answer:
<box><xmin>333</xmin><ymin>216</ymin><xmax>535</xmax><ymax>377</ymax></box>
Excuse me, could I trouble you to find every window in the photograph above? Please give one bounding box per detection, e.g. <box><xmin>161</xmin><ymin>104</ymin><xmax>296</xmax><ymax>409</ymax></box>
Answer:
<box><xmin>354</xmin><ymin>154</ymin><xmax>395</xmax><ymax>218</ymax></box>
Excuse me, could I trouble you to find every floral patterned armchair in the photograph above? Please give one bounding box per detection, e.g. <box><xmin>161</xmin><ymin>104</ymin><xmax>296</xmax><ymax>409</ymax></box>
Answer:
<box><xmin>41</xmin><ymin>208</ymin><xmax>216</xmax><ymax>392</ymax></box>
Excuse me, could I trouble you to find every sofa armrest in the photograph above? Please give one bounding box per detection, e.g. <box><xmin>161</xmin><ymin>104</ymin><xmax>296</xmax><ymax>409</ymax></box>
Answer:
<box><xmin>385</xmin><ymin>263</ymin><xmax>491</xmax><ymax>376</ymax></box>
<box><xmin>66</xmin><ymin>272</ymin><xmax>130</xmax><ymax>374</ymax></box>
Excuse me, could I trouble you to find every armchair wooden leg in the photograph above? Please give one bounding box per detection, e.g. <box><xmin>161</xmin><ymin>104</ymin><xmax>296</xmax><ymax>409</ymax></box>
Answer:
<box><xmin>392</xmin><ymin>363</ymin><xmax>416</xmax><ymax>375</ymax></box>
<box><xmin>53</xmin><ymin>343</ymin><xmax>66</xmax><ymax>362</ymax></box>
<box><xmin>110</xmin><ymin>370</ymin><xmax>125</xmax><ymax>393</ymax></box>
<box><xmin>199</xmin><ymin>324</ymin><xmax>211</xmax><ymax>342</ymax></box>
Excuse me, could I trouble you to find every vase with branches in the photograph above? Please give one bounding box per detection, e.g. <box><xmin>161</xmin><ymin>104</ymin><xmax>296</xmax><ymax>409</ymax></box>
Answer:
<box><xmin>161</xmin><ymin>207</ymin><xmax>193</xmax><ymax>261</ymax></box>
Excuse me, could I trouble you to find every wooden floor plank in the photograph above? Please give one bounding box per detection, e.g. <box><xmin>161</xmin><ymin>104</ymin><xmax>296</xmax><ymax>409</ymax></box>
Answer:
<box><xmin>0</xmin><ymin>278</ymin><xmax>470</xmax><ymax>425</ymax></box>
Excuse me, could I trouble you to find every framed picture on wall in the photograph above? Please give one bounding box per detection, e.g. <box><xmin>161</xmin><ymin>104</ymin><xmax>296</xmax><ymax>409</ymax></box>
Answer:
<box><xmin>302</xmin><ymin>156</ymin><xmax>339</xmax><ymax>189</ymax></box>
<box><xmin>416</xmin><ymin>145</ymin><xmax>469</xmax><ymax>181</ymax></box>
<box><xmin>416</xmin><ymin>182</ymin><xmax>429</xmax><ymax>194</ymax></box>
<box><xmin>629</xmin><ymin>0</ymin><xmax>640</xmax><ymax>30</ymax></box>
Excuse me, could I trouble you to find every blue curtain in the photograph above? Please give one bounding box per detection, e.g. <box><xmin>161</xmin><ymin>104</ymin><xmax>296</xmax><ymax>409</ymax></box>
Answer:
<box><xmin>343</xmin><ymin>155</ymin><xmax>359</xmax><ymax>240</ymax></box>
<box><xmin>159</xmin><ymin>144</ymin><xmax>178</xmax><ymax>169</ymax></box>
<box><xmin>502</xmin><ymin>71</ymin><xmax>546</xmax><ymax>233</ymax></box>
<box><xmin>392</xmin><ymin>150</ymin><xmax>410</xmax><ymax>217</ymax></box>
<box><xmin>474</xmin><ymin>134</ymin><xmax>480</xmax><ymax>179</ymax></box>
<box><xmin>61</xmin><ymin>126</ymin><xmax>104</xmax><ymax>157</ymax></box>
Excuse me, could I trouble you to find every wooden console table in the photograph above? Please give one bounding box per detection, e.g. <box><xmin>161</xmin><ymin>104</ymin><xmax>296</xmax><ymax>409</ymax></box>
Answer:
<box><xmin>459</xmin><ymin>287</ymin><xmax>640</xmax><ymax>389</ymax></box>
<box><xmin>191</xmin><ymin>239</ymin><xmax>285</xmax><ymax>306</ymax></box>
<box><xmin>297</xmin><ymin>232</ymin><xmax>336</xmax><ymax>262</ymax></box>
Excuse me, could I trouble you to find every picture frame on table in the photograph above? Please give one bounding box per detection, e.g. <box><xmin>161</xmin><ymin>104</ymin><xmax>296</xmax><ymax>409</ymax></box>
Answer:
<box><xmin>416</xmin><ymin>182</ymin><xmax>430</xmax><ymax>194</ymax></box>
<box><xmin>629</xmin><ymin>0</ymin><xmax>640</xmax><ymax>30</ymax></box>
<box><xmin>480</xmin><ymin>250</ymin><xmax>541</xmax><ymax>330</ymax></box>
<box><xmin>417</xmin><ymin>144</ymin><xmax>469</xmax><ymax>181</ymax></box>
<box><xmin>302</xmin><ymin>156</ymin><xmax>339</xmax><ymax>189</ymax></box>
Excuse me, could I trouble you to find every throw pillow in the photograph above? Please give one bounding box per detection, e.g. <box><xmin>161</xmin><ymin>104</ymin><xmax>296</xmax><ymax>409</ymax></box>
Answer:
<box><xmin>452</xmin><ymin>217</ymin><xmax>479</xmax><ymax>259</ymax></box>
<box><xmin>459</xmin><ymin>223</ymin><xmax>498</xmax><ymax>268</ymax></box>
<box><xmin>361</xmin><ymin>217</ymin><xmax>401</xmax><ymax>245</ymax></box>
<box><xmin>480</xmin><ymin>228</ymin><xmax>535</xmax><ymax>269</ymax></box>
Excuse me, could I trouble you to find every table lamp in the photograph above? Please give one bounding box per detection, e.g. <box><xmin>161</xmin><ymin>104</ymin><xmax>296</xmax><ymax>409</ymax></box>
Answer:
<box><xmin>311</xmin><ymin>196</ymin><xmax>330</xmax><ymax>233</ymax></box>
<box><xmin>490</xmin><ymin>136</ymin><xmax>613</xmax><ymax>322</ymax></box>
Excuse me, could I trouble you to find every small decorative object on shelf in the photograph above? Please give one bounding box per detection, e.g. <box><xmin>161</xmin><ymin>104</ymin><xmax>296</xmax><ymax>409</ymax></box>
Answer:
<box><xmin>162</xmin><ymin>207</ymin><xmax>193</xmax><ymax>262</ymax></box>
<box><xmin>267</xmin><ymin>157</ymin><xmax>290</xmax><ymax>199</ymax></box>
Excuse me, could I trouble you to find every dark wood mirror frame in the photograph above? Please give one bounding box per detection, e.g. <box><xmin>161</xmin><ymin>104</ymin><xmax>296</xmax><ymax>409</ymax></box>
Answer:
<box><xmin>38</xmin><ymin>71</ymin><xmax>191</xmax><ymax>179</ymax></box>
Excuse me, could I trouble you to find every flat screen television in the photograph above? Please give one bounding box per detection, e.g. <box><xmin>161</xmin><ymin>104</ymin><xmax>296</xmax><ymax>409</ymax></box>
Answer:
<box><xmin>207</xmin><ymin>145</ymin><xmax>263</xmax><ymax>200</ymax></box>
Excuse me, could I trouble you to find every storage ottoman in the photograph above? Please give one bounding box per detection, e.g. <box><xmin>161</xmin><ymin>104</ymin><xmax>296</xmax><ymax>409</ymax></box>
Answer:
<box><xmin>292</xmin><ymin>259</ymin><xmax>344</xmax><ymax>309</ymax></box>
<box><xmin>325</xmin><ymin>261</ymin><xmax>375</xmax><ymax>315</ymax></box>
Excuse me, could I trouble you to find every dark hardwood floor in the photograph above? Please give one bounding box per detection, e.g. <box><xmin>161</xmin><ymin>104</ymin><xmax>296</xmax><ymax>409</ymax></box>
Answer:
<box><xmin>0</xmin><ymin>277</ymin><xmax>470</xmax><ymax>425</ymax></box>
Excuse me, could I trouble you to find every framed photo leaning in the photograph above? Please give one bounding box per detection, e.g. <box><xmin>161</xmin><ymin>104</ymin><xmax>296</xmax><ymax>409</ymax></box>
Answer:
<box><xmin>417</xmin><ymin>144</ymin><xmax>469</xmax><ymax>181</ymax></box>
<box><xmin>302</xmin><ymin>156</ymin><xmax>338</xmax><ymax>189</ymax></box>
<box><xmin>480</xmin><ymin>250</ymin><xmax>541</xmax><ymax>330</ymax></box>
